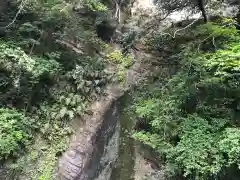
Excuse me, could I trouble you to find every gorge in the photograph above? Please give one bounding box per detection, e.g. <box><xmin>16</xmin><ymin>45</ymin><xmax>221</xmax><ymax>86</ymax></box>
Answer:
<box><xmin>1</xmin><ymin>0</ymin><xmax>240</xmax><ymax>180</ymax></box>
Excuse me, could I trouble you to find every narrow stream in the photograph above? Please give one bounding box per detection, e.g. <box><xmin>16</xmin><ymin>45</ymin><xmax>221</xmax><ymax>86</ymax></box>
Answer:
<box><xmin>110</xmin><ymin>94</ymin><xmax>136</xmax><ymax>180</ymax></box>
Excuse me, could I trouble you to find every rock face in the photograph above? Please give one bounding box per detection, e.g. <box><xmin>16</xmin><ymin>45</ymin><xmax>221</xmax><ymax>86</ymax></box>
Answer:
<box><xmin>58</xmin><ymin>90</ymin><xmax>122</xmax><ymax>180</ymax></box>
<box><xmin>57</xmin><ymin>17</ymin><xmax>157</xmax><ymax>180</ymax></box>
<box><xmin>57</xmin><ymin>20</ymin><xmax>153</xmax><ymax>178</ymax></box>
<box><xmin>57</xmin><ymin>0</ymin><xmax>164</xmax><ymax>179</ymax></box>
<box><xmin>57</xmin><ymin>46</ymin><xmax>153</xmax><ymax>180</ymax></box>
<box><xmin>57</xmin><ymin>1</ymin><xmax>240</xmax><ymax>179</ymax></box>
<box><xmin>57</xmin><ymin>48</ymin><xmax>154</xmax><ymax>180</ymax></box>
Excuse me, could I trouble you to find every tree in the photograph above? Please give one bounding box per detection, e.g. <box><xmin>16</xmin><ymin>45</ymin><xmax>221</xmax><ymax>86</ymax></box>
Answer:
<box><xmin>155</xmin><ymin>0</ymin><xmax>208</xmax><ymax>22</ymax></box>
<box><xmin>133</xmin><ymin>20</ymin><xmax>240</xmax><ymax>179</ymax></box>
<box><xmin>198</xmin><ymin>0</ymin><xmax>208</xmax><ymax>22</ymax></box>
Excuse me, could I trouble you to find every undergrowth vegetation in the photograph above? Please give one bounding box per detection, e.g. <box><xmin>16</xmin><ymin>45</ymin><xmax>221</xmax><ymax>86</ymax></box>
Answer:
<box><xmin>133</xmin><ymin>19</ymin><xmax>240</xmax><ymax>180</ymax></box>
<box><xmin>1</xmin><ymin>0</ymin><xmax>240</xmax><ymax>179</ymax></box>
<box><xmin>106</xmin><ymin>49</ymin><xmax>133</xmax><ymax>82</ymax></box>
<box><xmin>0</xmin><ymin>108</ymin><xmax>34</xmax><ymax>160</ymax></box>
<box><xmin>0</xmin><ymin>0</ymin><xmax>116</xmax><ymax>179</ymax></box>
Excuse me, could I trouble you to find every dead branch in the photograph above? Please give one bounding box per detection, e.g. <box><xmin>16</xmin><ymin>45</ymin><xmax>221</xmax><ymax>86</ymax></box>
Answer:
<box><xmin>159</xmin><ymin>17</ymin><xmax>200</xmax><ymax>39</ymax></box>
<box><xmin>172</xmin><ymin>18</ymin><xmax>199</xmax><ymax>38</ymax></box>
<box><xmin>114</xmin><ymin>0</ymin><xmax>121</xmax><ymax>23</ymax></box>
<box><xmin>56</xmin><ymin>39</ymin><xmax>84</xmax><ymax>54</ymax></box>
<box><xmin>5</xmin><ymin>0</ymin><xmax>27</xmax><ymax>28</ymax></box>
<box><xmin>197</xmin><ymin>35</ymin><xmax>211</xmax><ymax>52</ymax></box>
<box><xmin>212</xmin><ymin>36</ymin><xmax>216</xmax><ymax>49</ymax></box>
<box><xmin>29</xmin><ymin>30</ymin><xmax>43</xmax><ymax>55</ymax></box>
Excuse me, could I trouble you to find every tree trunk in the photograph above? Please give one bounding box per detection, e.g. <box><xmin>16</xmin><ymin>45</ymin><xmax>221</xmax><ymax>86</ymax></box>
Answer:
<box><xmin>198</xmin><ymin>0</ymin><xmax>208</xmax><ymax>23</ymax></box>
<box><xmin>237</xmin><ymin>7</ymin><xmax>240</xmax><ymax>25</ymax></box>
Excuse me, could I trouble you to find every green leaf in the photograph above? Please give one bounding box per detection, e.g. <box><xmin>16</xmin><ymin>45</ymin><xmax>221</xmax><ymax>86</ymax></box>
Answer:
<box><xmin>68</xmin><ymin>110</ymin><xmax>74</xmax><ymax>119</ymax></box>
<box><xmin>65</xmin><ymin>98</ymin><xmax>71</xmax><ymax>106</ymax></box>
<box><xmin>59</xmin><ymin>107</ymin><xmax>67</xmax><ymax>118</ymax></box>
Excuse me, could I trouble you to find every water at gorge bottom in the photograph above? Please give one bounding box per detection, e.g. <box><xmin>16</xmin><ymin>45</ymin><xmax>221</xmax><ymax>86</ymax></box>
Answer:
<box><xmin>110</xmin><ymin>94</ymin><xmax>136</xmax><ymax>180</ymax></box>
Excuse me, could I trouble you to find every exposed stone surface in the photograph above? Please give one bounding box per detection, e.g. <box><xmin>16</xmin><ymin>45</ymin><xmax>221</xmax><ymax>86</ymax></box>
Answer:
<box><xmin>58</xmin><ymin>92</ymin><xmax>121</xmax><ymax>180</ymax></box>
<box><xmin>57</xmin><ymin>44</ymin><xmax>152</xmax><ymax>179</ymax></box>
<box><xmin>57</xmin><ymin>1</ymin><xmax>163</xmax><ymax>179</ymax></box>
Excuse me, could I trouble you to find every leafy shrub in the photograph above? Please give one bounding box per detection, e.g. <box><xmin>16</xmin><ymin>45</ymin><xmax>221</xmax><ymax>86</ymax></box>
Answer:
<box><xmin>0</xmin><ymin>41</ymin><xmax>61</xmax><ymax>108</ymax></box>
<box><xmin>0</xmin><ymin>0</ymin><xmax>114</xmax><ymax>178</ymax></box>
<box><xmin>0</xmin><ymin>42</ymin><xmax>60</xmax><ymax>78</ymax></box>
<box><xmin>107</xmin><ymin>50</ymin><xmax>133</xmax><ymax>67</ymax></box>
<box><xmin>132</xmin><ymin>23</ymin><xmax>240</xmax><ymax>179</ymax></box>
<box><xmin>84</xmin><ymin>0</ymin><xmax>108</xmax><ymax>12</ymax></box>
<box><xmin>106</xmin><ymin>50</ymin><xmax>133</xmax><ymax>82</ymax></box>
<box><xmin>0</xmin><ymin>108</ymin><xmax>34</xmax><ymax>160</ymax></box>
<box><xmin>219</xmin><ymin>128</ymin><xmax>240</xmax><ymax>168</ymax></box>
<box><xmin>167</xmin><ymin>115</ymin><xmax>224</xmax><ymax>179</ymax></box>
<box><xmin>37</xmin><ymin>92</ymin><xmax>87</xmax><ymax>141</ymax></box>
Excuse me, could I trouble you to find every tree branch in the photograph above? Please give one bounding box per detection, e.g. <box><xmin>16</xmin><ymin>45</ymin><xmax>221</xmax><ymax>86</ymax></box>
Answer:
<box><xmin>159</xmin><ymin>18</ymin><xmax>200</xmax><ymax>39</ymax></box>
<box><xmin>55</xmin><ymin>39</ymin><xmax>84</xmax><ymax>54</ymax></box>
<box><xmin>5</xmin><ymin>0</ymin><xmax>27</xmax><ymax>28</ymax></box>
<box><xmin>29</xmin><ymin>30</ymin><xmax>43</xmax><ymax>55</ymax></box>
<box><xmin>172</xmin><ymin>18</ymin><xmax>199</xmax><ymax>38</ymax></box>
<box><xmin>197</xmin><ymin>35</ymin><xmax>211</xmax><ymax>52</ymax></box>
<box><xmin>114</xmin><ymin>0</ymin><xmax>121</xmax><ymax>23</ymax></box>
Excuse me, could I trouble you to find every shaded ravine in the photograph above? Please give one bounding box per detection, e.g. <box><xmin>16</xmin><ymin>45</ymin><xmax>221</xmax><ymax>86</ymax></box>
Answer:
<box><xmin>110</xmin><ymin>94</ymin><xmax>164</xmax><ymax>180</ymax></box>
<box><xmin>110</xmin><ymin>94</ymin><xmax>135</xmax><ymax>180</ymax></box>
<box><xmin>57</xmin><ymin>57</ymin><xmax>151</xmax><ymax>180</ymax></box>
<box><xmin>57</xmin><ymin>85</ymin><xmax>123</xmax><ymax>180</ymax></box>
<box><xmin>57</xmin><ymin>0</ymin><xmax>160</xmax><ymax>177</ymax></box>
<box><xmin>57</xmin><ymin>26</ymin><xmax>157</xmax><ymax>180</ymax></box>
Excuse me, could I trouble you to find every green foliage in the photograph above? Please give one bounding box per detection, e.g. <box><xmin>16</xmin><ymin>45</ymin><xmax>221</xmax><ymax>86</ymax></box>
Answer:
<box><xmin>219</xmin><ymin>128</ymin><xmax>240</xmax><ymax>167</ymax></box>
<box><xmin>0</xmin><ymin>0</ymin><xmax>112</xmax><ymax>178</ymax></box>
<box><xmin>37</xmin><ymin>140</ymin><xmax>68</xmax><ymax>180</ymax></box>
<box><xmin>145</xmin><ymin>19</ymin><xmax>239</xmax><ymax>57</ymax></box>
<box><xmin>70</xmin><ymin>57</ymin><xmax>109</xmax><ymax>97</ymax></box>
<box><xmin>107</xmin><ymin>50</ymin><xmax>133</xmax><ymax>67</ymax></box>
<box><xmin>167</xmin><ymin>115</ymin><xmax>224</xmax><ymax>179</ymax></box>
<box><xmin>38</xmin><ymin>93</ymin><xmax>87</xmax><ymax>141</ymax></box>
<box><xmin>0</xmin><ymin>41</ymin><xmax>60</xmax><ymax>110</ymax></box>
<box><xmin>133</xmin><ymin>23</ymin><xmax>240</xmax><ymax>179</ymax></box>
<box><xmin>106</xmin><ymin>49</ymin><xmax>133</xmax><ymax>82</ymax></box>
<box><xmin>122</xmin><ymin>30</ymin><xmax>139</xmax><ymax>53</ymax></box>
<box><xmin>202</xmin><ymin>43</ymin><xmax>240</xmax><ymax>78</ymax></box>
<box><xmin>84</xmin><ymin>0</ymin><xmax>108</xmax><ymax>12</ymax></box>
<box><xmin>0</xmin><ymin>108</ymin><xmax>34</xmax><ymax>160</ymax></box>
<box><xmin>0</xmin><ymin>42</ymin><xmax>60</xmax><ymax>79</ymax></box>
